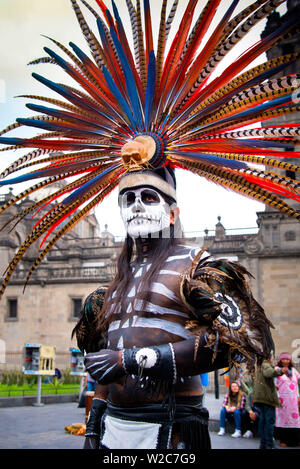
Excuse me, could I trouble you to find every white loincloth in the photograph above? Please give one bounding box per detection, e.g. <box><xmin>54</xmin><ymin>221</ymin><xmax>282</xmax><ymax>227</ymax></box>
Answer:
<box><xmin>101</xmin><ymin>414</ymin><xmax>171</xmax><ymax>449</ymax></box>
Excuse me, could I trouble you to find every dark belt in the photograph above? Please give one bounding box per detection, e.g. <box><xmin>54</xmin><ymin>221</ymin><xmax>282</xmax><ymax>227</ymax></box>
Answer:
<box><xmin>106</xmin><ymin>395</ymin><xmax>209</xmax><ymax>426</ymax></box>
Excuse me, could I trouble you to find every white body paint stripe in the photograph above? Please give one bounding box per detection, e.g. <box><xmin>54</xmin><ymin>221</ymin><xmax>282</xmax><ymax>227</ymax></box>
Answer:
<box><xmin>151</xmin><ymin>282</ymin><xmax>181</xmax><ymax>304</ymax></box>
<box><xmin>108</xmin><ymin>316</ymin><xmax>190</xmax><ymax>338</ymax></box>
<box><xmin>133</xmin><ymin>300</ymin><xmax>189</xmax><ymax>318</ymax></box>
<box><xmin>159</xmin><ymin>269</ymin><xmax>181</xmax><ymax>277</ymax></box>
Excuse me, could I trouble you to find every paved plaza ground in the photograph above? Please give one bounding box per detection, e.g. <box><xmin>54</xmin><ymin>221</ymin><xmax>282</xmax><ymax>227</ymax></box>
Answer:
<box><xmin>0</xmin><ymin>394</ymin><xmax>298</xmax><ymax>451</ymax></box>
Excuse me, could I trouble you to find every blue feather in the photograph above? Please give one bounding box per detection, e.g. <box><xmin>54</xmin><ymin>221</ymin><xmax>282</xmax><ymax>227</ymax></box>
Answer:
<box><xmin>229</xmin><ymin>93</ymin><xmax>294</xmax><ymax>121</ymax></box>
<box><xmin>69</xmin><ymin>41</ymin><xmax>91</xmax><ymax>65</ymax></box>
<box><xmin>26</xmin><ymin>103</ymin><xmax>111</xmax><ymax>132</ymax></box>
<box><xmin>16</xmin><ymin>117</ymin><xmax>112</xmax><ymax>139</ymax></box>
<box><xmin>44</xmin><ymin>47</ymin><xmax>72</xmax><ymax>73</ymax></box>
<box><xmin>108</xmin><ymin>25</ymin><xmax>143</xmax><ymax>129</ymax></box>
<box><xmin>183</xmin><ymin>93</ymin><xmax>295</xmax><ymax>136</ymax></box>
<box><xmin>96</xmin><ymin>16</ymin><xmax>109</xmax><ymax>51</ymax></box>
<box><xmin>0</xmin><ymin>172</ymin><xmax>41</xmax><ymax>185</ymax></box>
<box><xmin>0</xmin><ymin>159</ymin><xmax>117</xmax><ymax>187</ymax></box>
<box><xmin>0</xmin><ymin>163</ymin><xmax>70</xmax><ymax>185</ymax></box>
<box><xmin>62</xmin><ymin>164</ymin><xmax>119</xmax><ymax>205</ymax></box>
<box><xmin>145</xmin><ymin>50</ymin><xmax>156</xmax><ymax>131</ymax></box>
<box><xmin>101</xmin><ymin>66</ymin><xmax>137</xmax><ymax>130</ymax></box>
<box><xmin>32</xmin><ymin>72</ymin><xmax>76</xmax><ymax>102</ymax></box>
<box><xmin>69</xmin><ymin>41</ymin><xmax>131</xmax><ymax>126</ymax></box>
<box><xmin>0</xmin><ymin>137</ymin><xmax>26</xmax><ymax>147</ymax></box>
<box><xmin>171</xmin><ymin>151</ymin><xmax>248</xmax><ymax>170</ymax></box>
<box><xmin>111</xmin><ymin>0</ymin><xmax>121</xmax><ymax>23</ymax></box>
<box><xmin>231</xmin><ymin>139</ymin><xmax>295</xmax><ymax>150</ymax></box>
<box><xmin>32</xmin><ymin>72</ymin><xmax>115</xmax><ymax>124</ymax></box>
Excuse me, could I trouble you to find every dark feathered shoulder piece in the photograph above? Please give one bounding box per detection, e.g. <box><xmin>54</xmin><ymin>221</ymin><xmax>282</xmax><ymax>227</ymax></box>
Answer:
<box><xmin>180</xmin><ymin>249</ymin><xmax>274</xmax><ymax>371</ymax></box>
<box><xmin>71</xmin><ymin>286</ymin><xmax>107</xmax><ymax>354</ymax></box>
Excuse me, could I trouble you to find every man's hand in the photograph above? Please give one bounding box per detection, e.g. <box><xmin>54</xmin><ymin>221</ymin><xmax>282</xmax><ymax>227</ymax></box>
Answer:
<box><xmin>249</xmin><ymin>410</ymin><xmax>256</xmax><ymax>421</ymax></box>
<box><xmin>84</xmin><ymin>349</ymin><xmax>124</xmax><ymax>385</ymax></box>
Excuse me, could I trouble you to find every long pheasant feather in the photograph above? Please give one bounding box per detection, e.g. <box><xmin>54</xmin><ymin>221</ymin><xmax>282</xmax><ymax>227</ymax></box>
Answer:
<box><xmin>143</xmin><ymin>0</ymin><xmax>154</xmax><ymax>69</ymax></box>
<box><xmin>164</xmin><ymin>0</ymin><xmax>179</xmax><ymax>43</ymax></box>
<box><xmin>155</xmin><ymin>0</ymin><xmax>167</xmax><ymax>91</ymax></box>
<box><xmin>135</xmin><ymin>0</ymin><xmax>147</xmax><ymax>90</ymax></box>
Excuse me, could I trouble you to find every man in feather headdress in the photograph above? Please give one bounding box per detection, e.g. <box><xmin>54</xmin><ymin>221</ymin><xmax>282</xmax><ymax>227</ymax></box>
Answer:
<box><xmin>75</xmin><ymin>135</ymin><xmax>275</xmax><ymax>450</ymax></box>
<box><xmin>0</xmin><ymin>0</ymin><xmax>296</xmax><ymax>451</ymax></box>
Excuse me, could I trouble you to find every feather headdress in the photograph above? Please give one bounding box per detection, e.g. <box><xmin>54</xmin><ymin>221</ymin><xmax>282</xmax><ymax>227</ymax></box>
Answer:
<box><xmin>0</xmin><ymin>0</ymin><xmax>300</xmax><ymax>298</ymax></box>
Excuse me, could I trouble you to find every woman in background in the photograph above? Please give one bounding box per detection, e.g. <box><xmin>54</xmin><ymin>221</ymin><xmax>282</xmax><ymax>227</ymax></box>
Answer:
<box><xmin>218</xmin><ymin>381</ymin><xmax>246</xmax><ymax>438</ymax></box>
<box><xmin>275</xmin><ymin>352</ymin><xmax>300</xmax><ymax>447</ymax></box>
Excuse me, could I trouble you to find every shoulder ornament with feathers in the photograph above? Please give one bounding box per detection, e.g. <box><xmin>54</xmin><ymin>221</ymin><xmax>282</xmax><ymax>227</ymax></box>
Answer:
<box><xmin>180</xmin><ymin>248</ymin><xmax>275</xmax><ymax>371</ymax></box>
<box><xmin>0</xmin><ymin>0</ymin><xmax>299</xmax><ymax>298</ymax></box>
<box><xmin>71</xmin><ymin>286</ymin><xmax>107</xmax><ymax>353</ymax></box>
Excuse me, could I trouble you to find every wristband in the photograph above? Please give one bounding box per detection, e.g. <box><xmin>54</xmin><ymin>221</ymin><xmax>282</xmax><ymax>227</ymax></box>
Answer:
<box><xmin>122</xmin><ymin>343</ymin><xmax>177</xmax><ymax>384</ymax></box>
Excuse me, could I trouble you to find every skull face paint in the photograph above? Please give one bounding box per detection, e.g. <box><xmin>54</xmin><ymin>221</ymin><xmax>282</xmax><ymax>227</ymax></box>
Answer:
<box><xmin>119</xmin><ymin>188</ymin><xmax>171</xmax><ymax>238</ymax></box>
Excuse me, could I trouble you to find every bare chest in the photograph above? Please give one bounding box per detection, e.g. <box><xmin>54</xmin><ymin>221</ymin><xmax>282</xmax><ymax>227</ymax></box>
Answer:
<box><xmin>106</xmin><ymin>257</ymin><xmax>191</xmax><ymax>349</ymax></box>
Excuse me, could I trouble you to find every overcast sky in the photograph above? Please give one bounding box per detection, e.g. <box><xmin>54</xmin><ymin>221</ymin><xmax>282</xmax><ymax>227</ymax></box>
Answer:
<box><xmin>0</xmin><ymin>0</ymin><xmax>287</xmax><ymax>237</ymax></box>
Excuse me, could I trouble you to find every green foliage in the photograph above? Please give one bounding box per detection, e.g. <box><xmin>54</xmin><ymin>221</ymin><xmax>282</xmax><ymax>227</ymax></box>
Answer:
<box><xmin>0</xmin><ymin>367</ymin><xmax>81</xmax><ymax>387</ymax></box>
<box><xmin>0</xmin><ymin>368</ymin><xmax>38</xmax><ymax>386</ymax></box>
<box><xmin>0</xmin><ymin>382</ymin><xmax>80</xmax><ymax>397</ymax></box>
<box><xmin>61</xmin><ymin>367</ymin><xmax>81</xmax><ymax>385</ymax></box>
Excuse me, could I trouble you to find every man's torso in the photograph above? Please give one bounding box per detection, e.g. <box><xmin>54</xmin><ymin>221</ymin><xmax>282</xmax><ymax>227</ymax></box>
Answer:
<box><xmin>105</xmin><ymin>243</ymin><xmax>204</xmax><ymax>404</ymax></box>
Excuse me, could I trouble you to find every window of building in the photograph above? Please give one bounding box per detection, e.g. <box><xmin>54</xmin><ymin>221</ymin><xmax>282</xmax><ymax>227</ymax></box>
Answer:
<box><xmin>89</xmin><ymin>224</ymin><xmax>95</xmax><ymax>238</ymax></box>
<box><xmin>285</xmin><ymin>231</ymin><xmax>296</xmax><ymax>241</ymax></box>
<box><xmin>71</xmin><ymin>298</ymin><xmax>83</xmax><ymax>320</ymax></box>
<box><xmin>6</xmin><ymin>298</ymin><xmax>18</xmax><ymax>321</ymax></box>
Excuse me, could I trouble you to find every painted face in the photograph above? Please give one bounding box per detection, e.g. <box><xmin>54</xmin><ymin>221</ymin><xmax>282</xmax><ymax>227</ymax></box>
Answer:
<box><xmin>119</xmin><ymin>187</ymin><xmax>171</xmax><ymax>238</ymax></box>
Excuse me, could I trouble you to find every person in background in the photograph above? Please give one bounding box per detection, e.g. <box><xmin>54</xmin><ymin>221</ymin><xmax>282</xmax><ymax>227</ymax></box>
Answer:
<box><xmin>217</xmin><ymin>381</ymin><xmax>246</xmax><ymax>438</ymax></box>
<box><xmin>200</xmin><ymin>373</ymin><xmax>209</xmax><ymax>406</ymax></box>
<box><xmin>53</xmin><ymin>368</ymin><xmax>61</xmax><ymax>387</ymax></box>
<box><xmin>252</xmin><ymin>355</ymin><xmax>283</xmax><ymax>449</ymax></box>
<box><xmin>240</xmin><ymin>373</ymin><xmax>260</xmax><ymax>439</ymax></box>
<box><xmin>275</xmin><ymin>352</ymin><xmax>300</xmax><ymax>447</ymax></box>
<box><xmin>223</xmin><ymin>368</ymin><xmax>230</xmax><ymax>389</ymax></box>
<box><xmin>86</xmin><ymin>372</ymin><xmax>96</xmax><ymax>392</ymax></box>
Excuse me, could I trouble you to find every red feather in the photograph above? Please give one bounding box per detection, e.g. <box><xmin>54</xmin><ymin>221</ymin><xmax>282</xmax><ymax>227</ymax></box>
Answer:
<box><xmin>180</xmin><ymin>19</ymin><xmax>298</xmax><ymax>117</ymax></box>
<box><xmin>240</xmin><ymin>172</ymin><xmax>300</xmax><ymax>203</ymax></box>
<box><xmin>156</xmin><ymin>0</ymin><xmax>198</xmax><ymax>111</ymax></box>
